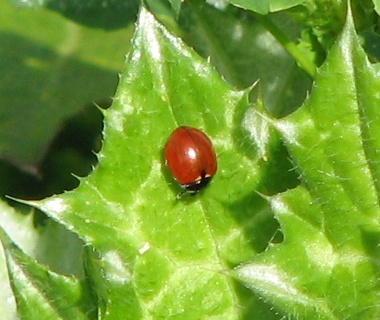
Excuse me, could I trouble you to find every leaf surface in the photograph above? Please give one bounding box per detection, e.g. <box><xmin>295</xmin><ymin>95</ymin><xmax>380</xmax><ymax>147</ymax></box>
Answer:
<box><xmin>235</xmin><ymin>8</ymin><xmax>380</xmax><ymax>319</ymax></box>
<box><xmin>0</xmin><ymin>2</ymin><xmax>132</xmax><ymax>167</ymax></box>
<box><xmin>31</xmin><ymin>7</ymin><xmax>284</xmax><ymax>319</ymax></box>
<box><xmin>0</xmin><ymin>225</ymin><xmax>95</xmax><ymax>320</ymax></box>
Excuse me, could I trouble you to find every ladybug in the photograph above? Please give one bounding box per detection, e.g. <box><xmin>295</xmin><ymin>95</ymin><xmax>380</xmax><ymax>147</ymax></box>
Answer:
<box><xmin>164</xmin><ymin>126</ymin><xmax>217</xmax><ymax>196</ymax></box>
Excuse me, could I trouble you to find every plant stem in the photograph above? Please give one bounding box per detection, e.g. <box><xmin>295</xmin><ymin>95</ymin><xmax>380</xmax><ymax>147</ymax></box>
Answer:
<box><xmin>255</xmin><ymin>13</ymin><xmax>316</xmax><ymax>78</ymax></box>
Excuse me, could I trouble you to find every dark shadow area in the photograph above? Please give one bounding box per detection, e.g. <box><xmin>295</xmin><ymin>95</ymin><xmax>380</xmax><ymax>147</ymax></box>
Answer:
<box><xmin>178</xmin><ymin>2</ymin><xmax>312</xmax><ymax>117</ymax></box>
<box><xmin>0</xmin><ymin>31</ymin><xmax>119</xmax><ymax>169</ymax></box>
<box><xmin>231</xmin><ymin>91</ymin><xmax>300</xmax><ymax>196</ymax></box>
<box><xmin>233</xmin><ymin>279</ymin><xmax>285</xmax><ymax>320</ymax></box>
<box><xmin>360</xmin><ymin>225</ymin><xmax>380</xmax><ymax>287</ymax></box>
<box><xmin>223</xmin><ymin>192</ymin><xmax>283</xmax><ymax>257</ymax></box>
<box><xmin>45</xmin><ymin>0</ymin><xmax>139</xmax><ymax>30</ymax></box>
<box><xmin>221</xmin><ymin>191</ymin><xmax>285</xmax><ymax>318</ymax></box>
<box><xmin>0</xmin><ymin>103</ymin><xmax>105</xmax><ymax>201</ymax></box>
<box><xmin>361</xmin><ymin>226</ymin><xmax>380</xmax><ymax>262</ymax></box>
<box><xmin>361</xmin><ymin>28</ymin><xmax>380</xmax><ymax>62</ymax></box>
<box><xmin>255</xmin><ymin>138</ymin><xmax>300</xmax><ymax>196</ymax></box>
<box><xmin>40</xmin><ymin>103</ymin><xmax>105</xmax><ymax>195</ymax></box>
<box><xmin>0</xmin><ymin>103</ymin><xmax>105</xmax><ymax>277</ymax></box>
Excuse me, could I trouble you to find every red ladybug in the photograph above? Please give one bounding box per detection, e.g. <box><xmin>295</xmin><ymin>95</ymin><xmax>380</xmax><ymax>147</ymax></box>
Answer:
<box><xmin>164</xmin><ymin>126</ymin><xmax>217</xmax><ymax>196</ymax></box>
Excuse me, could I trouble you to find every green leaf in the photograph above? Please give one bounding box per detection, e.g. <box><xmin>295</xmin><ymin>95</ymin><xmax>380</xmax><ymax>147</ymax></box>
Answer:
<box><xmin>2</xmin><ymin>1</ymin><xmax>380</xmax><ymax>319</ymax></box>
<box><xmin>8</xmin><ymin>1</ymin><xmax>380</xmax><ymax>318</ymax></box>
<box><xmin>228</xmin><ymin>0</ymin><xmax>269</xmax><ymax>14</ymax></box>
<box><xmin>0</xmin><ymin>203</ymin><xmax>84</xmax><ymax>278</ymax></box>
<box><xmin>269</xmin><ymin>0</ymin><xmax>305</xmax><ymax>11</ymax></box>
<box><xmin>13</xmin><ymin>0</ymin><xmax>138</xmax><ymax>29</ymax></box>
<box><xmin>0</xmin><ymin>201</ymin><xmax>18</xmax><ymax>320</ymax></box>
<box><xmin>0</xmin><ymin>2</ymin><xmax>132</xmax><ymax>167</ymax></box>
<box><xmin>0</xmin><ymin>226</ymin><xmax>96</xmax><ymax>320</ymax></box>
<box><xmin>227</xmin><ymin>0</ymin><xmax>305</xmax><ymax>14</ymax></box>
<box><xmin>167</xmin><ymin>0</ymin><xmax>182</xmax><ymax>17</ymax></box>
<box><xmin>27</xmin><ymin>6</ymin><xmax>287</xmax><ymax>318</ymax></box>
<box><xmin>289</xmin><ymin>0</ymin><xmax>346</xmax><ymax>51</ymax></box>
<box><xmin>375</xmin><ymin>0</ymin><xmax>380</xmax><ymax>16</ymax></box>
<box><xmin>235</xmin><ymin>7</ymin><xmax>380</xmax><ymax>319</ymax></box>
<box><xmin>181</xmin><ymin>3</ymin><xmax>312</xmax><ymax>115</ymax></box>
<box><xmin>0</xmin><ymin>201</ymin><xmax>87</xmax><ymax>319</ymax></box>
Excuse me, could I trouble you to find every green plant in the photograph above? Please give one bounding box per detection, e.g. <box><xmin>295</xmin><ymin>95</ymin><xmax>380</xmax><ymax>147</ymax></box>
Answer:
<box><xmin>1</xmin><ymin>0</ymin><xmax>380</xmax><ymax>319</ymax></box>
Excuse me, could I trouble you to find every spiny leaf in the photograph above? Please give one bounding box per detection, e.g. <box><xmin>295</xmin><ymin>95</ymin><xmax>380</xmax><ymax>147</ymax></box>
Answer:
<box><xmin>0</xmin><ymin>226</ymin><xmax>96</xmax><ymax>320</ymax></box>
<box><xmin>27</xmin><ymin>7</ymin><xmax>285</xmax><ymax>319</ymax></box>
<box><xmin>235</xmin><ymin>7</ymin><xmax>380</xmax><ymax>319</ymax></box>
